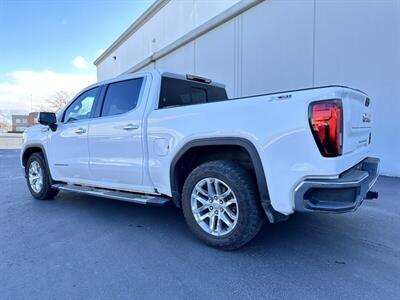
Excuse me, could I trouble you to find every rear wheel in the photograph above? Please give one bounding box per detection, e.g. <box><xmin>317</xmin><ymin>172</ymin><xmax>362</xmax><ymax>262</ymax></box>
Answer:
<box><xmin>26</xmin><ymin>153</ymin><xmax>59</xmax><ymax>200</ymax></box>
<box><xmin>182</xmin><ymin>160</ymin><xmax>263</xmax><ymax>250</ymax></box>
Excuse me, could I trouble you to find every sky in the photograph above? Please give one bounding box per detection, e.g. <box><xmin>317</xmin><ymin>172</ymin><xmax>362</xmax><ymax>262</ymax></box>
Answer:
<box><xmin>0</xmin><ymin>0</ymin><xmax>154</xmax><ymax>120</ymax></box>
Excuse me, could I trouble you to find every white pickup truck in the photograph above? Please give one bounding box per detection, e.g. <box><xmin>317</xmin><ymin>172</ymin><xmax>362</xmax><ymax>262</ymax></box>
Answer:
<box><xmin>21</xmin><ymin>70</ymin><xmax>379</xmax><ymax>249</ymax></box>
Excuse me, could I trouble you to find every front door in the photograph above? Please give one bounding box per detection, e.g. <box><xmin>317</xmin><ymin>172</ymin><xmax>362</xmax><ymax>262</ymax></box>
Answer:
<box><xmin>88</xmin><ymin>77</ymin><xmax>148</xmax><ymax>192</ymax></box>
<box><xmin>47</xmin><ymin>87</ymin><xmax>99</xmax><ymax>183</ymax></box>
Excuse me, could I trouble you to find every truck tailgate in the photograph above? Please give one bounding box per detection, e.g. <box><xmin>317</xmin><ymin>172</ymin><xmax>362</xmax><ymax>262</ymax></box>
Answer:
<box><xmin>343</xmin><ymin>90</ymin><xmax>372</xmax><ymax>155</ymax></box>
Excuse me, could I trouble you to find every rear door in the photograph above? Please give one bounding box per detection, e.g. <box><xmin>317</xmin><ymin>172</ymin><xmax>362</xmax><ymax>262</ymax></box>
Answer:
<box><xmin>88</xmin><ymin>76</ymin><xmax>148</xmax><ymax>192</ymax></box>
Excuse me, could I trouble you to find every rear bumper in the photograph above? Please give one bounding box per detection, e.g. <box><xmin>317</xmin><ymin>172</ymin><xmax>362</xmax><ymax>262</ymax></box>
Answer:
<box><xmin>294</xmin><ymin>157</ymin><xmax>379</xmax><ymax>213</ymax></box>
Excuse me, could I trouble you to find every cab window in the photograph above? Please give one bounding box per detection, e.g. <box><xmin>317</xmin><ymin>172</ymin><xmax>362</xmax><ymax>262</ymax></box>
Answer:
<box><xmin>158</xmin><ymin>77</ymin><xmax>228</xmax><ymax>109</ymax></box>
<box><xmin>63</xmin><ymin>88</ymin><xmax>98</xmax><ymax>123</ymax></box>
<box><xmin>101</xmin><ymin>78</ymin><xmax>143</xmax><ymax>117</ymax></box>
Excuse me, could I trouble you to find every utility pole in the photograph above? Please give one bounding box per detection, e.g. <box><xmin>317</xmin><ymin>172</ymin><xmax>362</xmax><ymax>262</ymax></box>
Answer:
<box><xmin>30</xmin><ymin>94</ymin><xmax>33</xmax><ymax>112</ymax></box>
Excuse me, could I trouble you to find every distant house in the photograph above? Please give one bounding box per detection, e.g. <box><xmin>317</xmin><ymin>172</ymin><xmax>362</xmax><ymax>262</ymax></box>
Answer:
<box><xmin>11</xmin><ymin>112</ymin><xmax>38</xmax><ymax>132</ymax></box>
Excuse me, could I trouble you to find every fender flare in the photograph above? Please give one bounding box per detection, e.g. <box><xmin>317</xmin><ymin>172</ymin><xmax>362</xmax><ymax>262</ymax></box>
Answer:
<box><xmin>21</xmin><ymin>143</ymin><xmax>49</xmax><ymax>166</ymax></box>
<box><xmin>170</xmin><ymin>137</ymin><xmax>268</xmax><ymax>200</ymax></box>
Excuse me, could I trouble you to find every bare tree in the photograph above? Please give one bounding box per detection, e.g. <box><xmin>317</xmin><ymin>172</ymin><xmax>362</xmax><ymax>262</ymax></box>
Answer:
<box><xmin>0</xmin><ymin>110</ymin><xmax>12</xmax><ymax>126</ymax></box>
<box><xmin>42</xmin><ymin>90</ymin><xmax>74</xmax><ymax>112</ymax></box>
<box><xmin>0</xmin><ymin>109</ymin><xmax>23</xmax><ymax>131</ymax></box>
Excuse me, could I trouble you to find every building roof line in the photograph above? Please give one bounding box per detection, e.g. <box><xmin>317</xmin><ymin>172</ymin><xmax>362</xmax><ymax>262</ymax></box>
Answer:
<box><xmin>95</xmin><ymin>0</ymin><xmax>264</xmax><ymax>68</ymax></box>
<box><xmin>122</xmin><ymin>0</ymin><xmax>263</xmax><ymax>75</ymax></box>
<box><xmin>93</xmin><ymin>0</ymin><xmax>170</xmax><ymax>66</ymax></box>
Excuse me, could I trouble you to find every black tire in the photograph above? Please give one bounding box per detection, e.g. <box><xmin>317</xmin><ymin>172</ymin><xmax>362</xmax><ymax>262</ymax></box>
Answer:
<box><xmin>181</xmin><ymin>160</ymin><xmax>264</xmax><ymax>250</ymax></box>
<box><xmin>25</xmin><ymin>152</ymin><xmax>59</xmax><ymax>200</ymax></box>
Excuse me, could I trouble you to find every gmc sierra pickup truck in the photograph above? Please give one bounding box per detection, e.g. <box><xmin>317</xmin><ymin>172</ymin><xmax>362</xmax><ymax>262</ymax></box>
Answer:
<box><xmin>21</xmin><ymin>70</ymin><xmax>379</xmax><ymax>249</ymax></box>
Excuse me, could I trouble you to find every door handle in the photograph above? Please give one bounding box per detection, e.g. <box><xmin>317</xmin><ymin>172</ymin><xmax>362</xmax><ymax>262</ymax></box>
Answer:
<box><xmin>75</xmin><ymin>128</ymin><xmax>86</xmax><ymax>134</ymax></box>
<box><xmin>123</xmin><ymin>124</ymin><xmax>139</xmax><ymax>130</ymax></box>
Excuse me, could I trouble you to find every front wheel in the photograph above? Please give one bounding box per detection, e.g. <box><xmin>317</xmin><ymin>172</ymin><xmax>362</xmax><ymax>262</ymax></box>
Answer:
<box><xmin>181</xmin><ymin>160</ymin><xmax>263</xmax><ymax>250</ymax></box>
<box><xmin>26</xmin><ymin>153</ymin><xmax>59</xmax><ymax>200</ymax></box>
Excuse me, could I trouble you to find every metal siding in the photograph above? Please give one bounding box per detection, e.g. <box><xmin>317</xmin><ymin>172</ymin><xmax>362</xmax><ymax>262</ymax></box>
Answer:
<box><xmin>163</xmin><ymin>0</ymin><xmax>196</xmax><ymax>44</ymax></box>
<box><xmin>195</xmin><ymin>19</ymin><xmax>236</xmax><ymax>97</ymax></box>
<box><xmin>314</xmin><ymin>0</ymin><xmax>400</xmax><ymax>176</ymax></box>
<box><xmin>155</xmin><ymin>42</ymin><xmax>195</xmax><ymax>74</ymax></box>
<box><xmin>240</xmin><ymin>0</ymin><xmax>314</xmax><ymax>96</ymax></box>
<box><xmin>194</xmin><ymin>0</ymin><xmax>240</xmax><ymax>26</ymax></box>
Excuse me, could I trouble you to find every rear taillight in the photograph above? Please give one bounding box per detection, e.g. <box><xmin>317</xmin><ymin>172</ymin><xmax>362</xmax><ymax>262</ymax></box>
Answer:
<box><xmin>309</xmin><ymin>99</ymin><xmax>343</xmax><ymax>157</ymax></box>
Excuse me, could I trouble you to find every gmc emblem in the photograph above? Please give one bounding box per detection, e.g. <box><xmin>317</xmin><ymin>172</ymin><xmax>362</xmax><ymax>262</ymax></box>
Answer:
<box><xmin>362</xmin><ymin>113</ymin><xmax>371</xmax><ymax>123</ymax></box>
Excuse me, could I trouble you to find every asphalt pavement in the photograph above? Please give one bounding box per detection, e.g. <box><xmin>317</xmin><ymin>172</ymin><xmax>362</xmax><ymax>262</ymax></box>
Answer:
<box><xmin>0</xmin><ymin>149</ymin><xmax>399</xmax><ymax>299</ymax></box>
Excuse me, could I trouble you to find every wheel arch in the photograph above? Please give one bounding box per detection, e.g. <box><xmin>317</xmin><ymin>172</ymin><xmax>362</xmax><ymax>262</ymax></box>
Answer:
<box><xmin>169</xmin><ymin>137</ymin><xmax>287</xmax><ymax>223</ymax></box>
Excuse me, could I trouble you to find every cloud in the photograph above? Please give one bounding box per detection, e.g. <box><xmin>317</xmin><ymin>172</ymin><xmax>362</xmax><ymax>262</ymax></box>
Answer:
<box><xmin>0</xmin><ymin>70</ymin><xmax>96</xmax><ymax>114</ymax></box>
<box><xmin>72</xmin><ymin>56</ymin><xmax>90</xmax><ymax>69</ymax></box>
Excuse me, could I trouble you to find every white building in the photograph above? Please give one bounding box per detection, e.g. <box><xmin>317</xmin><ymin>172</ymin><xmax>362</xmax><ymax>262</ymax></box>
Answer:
<box><xmin>94</xmin><ymin>0</ymin><xmax>400</xmax><ymax>177</ymax></box>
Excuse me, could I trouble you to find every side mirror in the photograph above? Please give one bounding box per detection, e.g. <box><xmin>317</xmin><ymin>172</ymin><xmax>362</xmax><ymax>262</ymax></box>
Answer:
<box><xmin>38</xmin><ymin>112</ymin><xmax>57</xmax><ymax>131</ymax></box>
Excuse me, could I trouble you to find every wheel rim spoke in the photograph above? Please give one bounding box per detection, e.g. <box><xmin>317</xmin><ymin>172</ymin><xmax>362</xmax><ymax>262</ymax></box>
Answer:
<box><xmin>220</xmin><ymin>188</ymin><xmax>232</xmax><ymax>200</ymax></box>
<box><xmin>206</xmin><ymin>178</ymin><xmax>214</xmax><ymax>197</ymax></box>
<box><xmin>192</xmin><ymin>194</ymin><xmax>208</xmax><ymax>205</ymax></box>
<box><xmin>220</xmin><ymin>212</ymin><xmax>233</xmax><ymax>229</ymax></box>
<box><xmin>224</xmin><ymin>207</ymin><xmax>237</xmax><ymax>220</ymax></box>
<box><xmin>195</xmin><ymin>186</ymin><xmax>208</xmax><ymax>198</ymax></box>
<box><xmin>193</xmin><ymin>204</ymin><xmax>208</xmax><ymax>214</ymax></box>
<box><xmin>209</xmin><ymin>214</ymin><xmax>216</xmax><ymax>231</ymax></box>
<box><xmin>199</xmin><ymin>211</ymin><xmax>211</xmax><ymax>221</ymax></box>
<box><xmin>214</xmin><ymin>179</ymin><xmax>222</xmax><ymax>196</ymax></box>
<box><xmin>216</xmin><ymin>217</ymin><xmax>222</xmax><ymax>234</ymax></box>
<box><xmin>224</xmin><ymin>199</ymin><xmax>235</xmax><ymax>207</ymax></box>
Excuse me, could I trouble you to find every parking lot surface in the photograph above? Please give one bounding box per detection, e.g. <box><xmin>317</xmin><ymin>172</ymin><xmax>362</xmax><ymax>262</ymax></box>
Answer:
<box><xmin>0</xmin><ymin>149</ymin><xmax>399</xmax><ymax>299</ymax></box>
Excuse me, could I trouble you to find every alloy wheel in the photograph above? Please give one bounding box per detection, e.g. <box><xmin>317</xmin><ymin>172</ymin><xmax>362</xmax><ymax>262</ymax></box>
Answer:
<box><xmin>191</xmin><ymin>177</ymin><xmax>239</xmax><ymax>236</ymax></box>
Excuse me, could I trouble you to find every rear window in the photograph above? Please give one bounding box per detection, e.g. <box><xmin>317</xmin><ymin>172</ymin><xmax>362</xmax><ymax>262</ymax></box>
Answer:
<box><xmin>158</xmin><ymin>77</ymin><xmax>228</xmax><ymax>109</ymax></box>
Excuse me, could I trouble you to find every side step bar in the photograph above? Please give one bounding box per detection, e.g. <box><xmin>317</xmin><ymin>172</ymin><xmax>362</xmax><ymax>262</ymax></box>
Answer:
<box><xmin>52</xmin><ymin>184</ymin><xmax>171</xmax><ymax>207</ymax></box>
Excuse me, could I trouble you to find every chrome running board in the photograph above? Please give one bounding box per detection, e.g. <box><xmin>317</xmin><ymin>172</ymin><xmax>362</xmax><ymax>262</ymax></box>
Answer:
<box><xmin>52</xmin><ymin>184</ymin><xmax>171</xmax><ymax>207</ymax></box>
